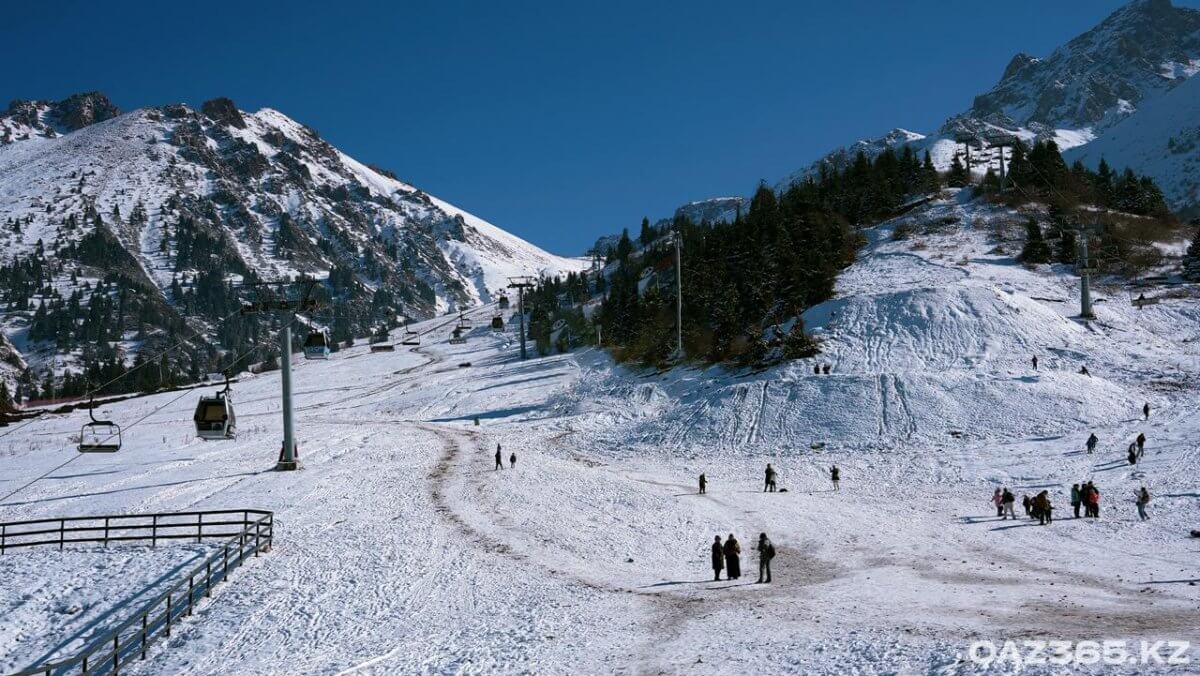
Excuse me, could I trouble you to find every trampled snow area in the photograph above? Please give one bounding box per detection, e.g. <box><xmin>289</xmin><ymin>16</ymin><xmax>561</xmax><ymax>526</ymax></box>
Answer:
<box><xmin>1</xmin><ymin>198</ymin><xmax>1199</xmax><ymax>674</ymax></box>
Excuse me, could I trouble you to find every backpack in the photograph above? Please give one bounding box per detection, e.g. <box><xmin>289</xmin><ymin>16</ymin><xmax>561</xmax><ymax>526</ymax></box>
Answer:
<box><xmin>766</xmin><ymin>543</ymin><xmax>776</xmax><ymax>559</ymax></box>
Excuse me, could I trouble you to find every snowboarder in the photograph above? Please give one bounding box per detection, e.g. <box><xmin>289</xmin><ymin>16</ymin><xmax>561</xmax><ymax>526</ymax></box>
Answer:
<box><xmin>1021</xmin><ymin>494</ymin><xmax>1032</xmax><ymax>517</ymax></box>
<box><xmin>756</xmin><ymin>533</ymin><xmax>774</xmax><ymax>583</ymax></box>
<box><xmin>1135</xmin><ymin>486</ymin><xmax>1150</xmax><ymax>521</ymax></box>
<box><xmin>1001</xmin><ymin>488</ymin><xmax>1016</xmax><ymax>520</ymax></box>
<box><xmin>723</xmin><ymin>534</ymin><xmax>741</xmax><ymax>579</ymax></box>
<box><xmin>1070</xmin><ymin>483</ymin><xmax>1082</xmax><ymax>518</ymax></box>
<box><xmin>509</xmin><ymin>452</ymin><xmax>517</xmax><ymax>468</ymax></box>
<box><xmin>698</xmin><ymin>473</ymin><xmax>707</xmax><ymax>494</ymax></box>
<box><xmin>1032</xmin><ymin>355</ymin><xmax>1039</xmax><ymax>370</ymax></box>
<box><xmin>1143</xmin><ymin>402</ymin><xmax>1151</xmax><ymax>421</ymax></box>
<box><xmin>711</xmin><ymin>536</ymin><xmax>724</xmax><ymax>581</ymax></box>
<box><xmin>764</xmin><ymin>464</ymin><xmax>777</xmax><ymax>493</ymax></box>
<box><xmin>495</xmin><ymin>444</ymin><xmax>503</xmax><ymax>470</ymax></box>
<box><xmin>830</xmin><ymin>465</ymin><xmax>840</xmax><ymax>491</ymax></box>
<box><xmin>1136</xmin><ymin>432</ymin><xmax>1146</xmax><ymax>456</ymax></box>
<box><xmin>1086</xmin><ymin>433</ymin><xmax>1098</xmax><ymax>454</ymax></box>
<box><xmin>992</xmin><ymin>488</ymin><xmax>1004</xmax><ymax>517</ymax></box>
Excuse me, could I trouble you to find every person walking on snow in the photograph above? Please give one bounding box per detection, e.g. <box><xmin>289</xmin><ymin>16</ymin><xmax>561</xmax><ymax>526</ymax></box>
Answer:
<box><xmin>1087</xmin><ymin>483</ymin><xmax>1101</xmax><ymax>518</ymax></box>
<box><xmin>1032</xmin><ymin>355</ymin><xmax>1039</xmax><ymax>371</ymax></box>
<box><xmin>1001</xmin><ymin>488</ymin><xmax>1017</xmax><ymax>520</ymax></box>
<box><xmin>711</xmin><ymin>536</ymin><xmax>724</xmax><ymax>581</ymax></box>
<box><xmin>1143</xmin><ymin>402</ymin><xmax>1151</xmax><ymax>420</ymax></box>
<box><xmin>1136</xmin><ymin>433</ymin><xmax>1146</xmax><ymax>457</ymax></box>
<box><xmin>495</xmin><ymin>444</ymin><xmax>503</xmax><ymax>470</ymax></box>
<box><xmin>509</xmin><ymin>452</ymin><xmax>517</xmax><ymax>468</ymax></box>
<box><xmin>1128</xmin><ymin>444</ymin><xmax>1138</xmax><ymax>466</ymax></box>
<box><xmin>1070</xmin><ymin>483</ymin><xmax>1082</xmax><ymax>518</ymax></box>
<box><xmin>757</xmin><ymin>533</ymin><xmax>775</xmax><ymax>583</ymax></box>
<box><xmin>1135</xmin><ymin>486</ymin><xmax>1150</xmax><ymax>521</ymax></box>
<box><xmin>1021</xmin><ymin>494</ymin><xmax>1032</xmax><ymax>517</ymax></box>
<box><xmin>764</xmin><ymin>464</ymin><xmax>777</xmax><ymax>493</ymax></box>
<box><xmin>992</xmin><ymin>488</ymin><xmax>1004</xmax><ymax>517</ymax></box>
<box><xmin>1086</xmin><ymin>433</ymin><xmax>1098</xmax><ymax>454</ymax></box>
<box><xmin>723</xmin><ymin>534</ymin><xmax>742</xmax><ymax>579</ymax></box>
<box><xmin>698</xmin><ymin>473</ymin><xmax>707</xmax><ymax>494</ymax></box>
<box><xmin>830</xmin><ymin>465</ymin><xmax>840</xmax><ymax>491</ymax></box>
<box><xmin>1033</xmin><ymin>491</ymin><xmax>1053</xmax><ymax>525</ymax></box>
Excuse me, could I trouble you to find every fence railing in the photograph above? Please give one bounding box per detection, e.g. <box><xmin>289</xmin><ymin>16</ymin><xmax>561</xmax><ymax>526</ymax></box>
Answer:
<box><xmin>2</xmin><ymin>509</ymin><xmax>273</xmax><ymax>676</ymax></box>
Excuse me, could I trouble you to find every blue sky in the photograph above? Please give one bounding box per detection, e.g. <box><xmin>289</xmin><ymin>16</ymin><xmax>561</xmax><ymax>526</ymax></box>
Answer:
<box><xmin>3</xmin><ymin>1</ymin><xmax>1190</xmax><ymax>254</ymax></box>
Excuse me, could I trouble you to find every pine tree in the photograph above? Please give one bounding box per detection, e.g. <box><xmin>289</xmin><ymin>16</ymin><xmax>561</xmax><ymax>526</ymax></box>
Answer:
<box><xmin>1184</xmin><ymin>224</ymin><xmax>1200</xmax><ymax>281</ymax></box>
<box><xmin>0</xmin><ymin>381</ymin><xmax>15</xmax><ymax>412</ymax></box>
<box><xmin>638</xmin><ymin>217</ymin><xmax>653</xmax><ymax>247</ymax></box>
<box><xmin>947</xmin><ymin>155</ymin><xmax>969</xmax><ymax>188</ymax></box>
<box><xmin>1020</xmin><ymin>218</ymin><xmax>1052</xmax><ymax>264</ymax></box>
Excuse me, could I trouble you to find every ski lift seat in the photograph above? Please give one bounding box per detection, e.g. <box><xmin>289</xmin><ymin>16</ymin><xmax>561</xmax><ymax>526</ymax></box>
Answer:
<box><xmin>79</xmin><ymin>402</ymin><xmax>122</xmax><ymax>453</ymax></box>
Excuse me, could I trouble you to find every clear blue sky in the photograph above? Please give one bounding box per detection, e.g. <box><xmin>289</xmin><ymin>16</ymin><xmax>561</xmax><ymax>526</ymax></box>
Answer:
<box><xmin>3</xmin><ymin>0</ymin><xmax>1189</xmax><ymax>254</ymax></box>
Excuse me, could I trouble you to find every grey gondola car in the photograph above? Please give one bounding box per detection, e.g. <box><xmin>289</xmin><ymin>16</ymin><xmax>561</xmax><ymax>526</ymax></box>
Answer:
<box><xmin>194</xmin><ymin>387</ymin><xmax>236</xmax><ymax>440</ymax></box>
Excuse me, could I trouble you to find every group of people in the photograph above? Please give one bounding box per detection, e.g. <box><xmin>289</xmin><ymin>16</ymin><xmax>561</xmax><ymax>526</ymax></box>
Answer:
<box><xmin>1126</xmin><ymin>433</ymin><xmax>1147</xmax><ymax>465</ymax></box>
<box><xmin>494</xmin><ymin>443</ymin><xmax>517</xmax><ymax>470</ymax></box>
<box><xmin>711</xmin><ymin>533</ymin><xmax>775</xmax><ymax>583</ymax></box>
<box><xmin>1070</xmin><ymin>482</ymin><xmax>1102</xmax><ymax>518</ymax></box>
<box><xmin>1020</xmin><ymin>491</ymin><xmax>1054</xmax><ymax>525</ymax></box>
<box><xmin>697</xmin><ymin>463</ymin><xmax>840</xmax><ymax>494</ymax></box>
<box><xmin>812</xmin><ymin>364</ymin><xmax>833</xmax><ymax>375</ymax></box>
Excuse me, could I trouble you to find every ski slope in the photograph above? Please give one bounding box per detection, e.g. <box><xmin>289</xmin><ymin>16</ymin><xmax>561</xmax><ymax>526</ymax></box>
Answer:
<box><xmin>1</xmin><ymin>198</ymin><xmax>1198</xmax><ymax>674</ymax></box>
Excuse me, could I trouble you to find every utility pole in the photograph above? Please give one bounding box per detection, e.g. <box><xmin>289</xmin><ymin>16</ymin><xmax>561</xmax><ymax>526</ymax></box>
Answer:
<box><xmin>673</xmin><ymin>233</ymin><xmax>683</xmax><ymax>358</ymax></box>
<box><xmin>240</xmin><ymin>281</ymin><xmax>318</xmax><ymax>471</ymax></box>
<box><xmin>507</xmin><ymin>276</ymin><xmax>536</xmax><ymax>360</ymax></box>
<box><xmin>1075</xmin><ymin>225</ymin><xmax>1101</xmax><ymax>320</ymax></box>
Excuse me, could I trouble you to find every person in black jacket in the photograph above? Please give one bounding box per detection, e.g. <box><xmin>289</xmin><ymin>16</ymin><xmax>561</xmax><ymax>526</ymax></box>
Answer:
<box><xmin>757</xmin><ymin>533</ymin><xmax>775</xmax><ymax>583</ymax></box>
<box><xmin>723</xmin><ymin>534</ymin><xmax>741</xmax><ymax>579</ymax></box>
<box><xmin>830</xmin><ymin>465</ymin><xmax>840</xmax><ymax>491</ymax></box>
<box><xmin>495</xmin><ymin>444</ymin><xmax>503</xmax><ymax>470</ymax></box>
<box><xmin>711</xmin><ymin>536</ymin><xmax>724</xmax><ymax>581</ymax></box>
<box><xmin>698</xmin><ymin>473</ymin><xmax>707</xmax><ymax>494</ymax></box>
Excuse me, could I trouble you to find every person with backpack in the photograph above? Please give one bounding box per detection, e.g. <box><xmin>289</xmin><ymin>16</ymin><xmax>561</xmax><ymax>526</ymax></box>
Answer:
<box><xmin>723</xmin><ymin>534</ymin><xmax>742</xmax><ymax>579</ymax></box>
<box><xmin>1001</xmin><ymin>488</ymin><xmax>1017</xmax><ymax>520</ymax></box>
<box><xmin>757</xmin><ymin>533</ymin><xmax>775</xmax><ymax>583</ymax></box>
<box><xmin>1086</xmin><ymin>433</ymin><xmax>1098</xmax><ymax>454</ymax></box>
<box><xmin>1032</xmin><ymin>491</ymin><xmax>1053</xmax><ymax>525</ymax></box>
<box><xmin>1135</xmin><ymin>487</ymin><xmax>1150</xmax><ymax>521</ymax></box>
<box><xmin>711</xmin><ymin>535</ymin><xmax>724</xmax><ymax>581</ymax></box>
<box><xmin>1070</xmin><ymin>483</ymin><xmax>1082</xmax><ymax>518</ymax></box>
<box><xmin>698</xmin><ymin>473</ymin><xmax>707</xmax><ymax>494</ymax></box>
<box><xmin>830</xmin><ymin>465</ymin><xmax>840</xmax><ymax>491</ymax></box>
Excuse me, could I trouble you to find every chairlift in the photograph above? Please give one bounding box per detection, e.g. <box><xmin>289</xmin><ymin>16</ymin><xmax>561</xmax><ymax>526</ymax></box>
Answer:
<box><xmin>1131</xmin><ymin>293</ymin><xmax>1159</xmax><ymax>309</ymax></box>
<box><xmin>401</xmin><ymin>323</ymin><xmax>420</xmax><ymax>346</ymax></box>
<box><xmin>194</xmin><ymin>377</ymin><xmax>236</xmax><ymax>441</ymax></box>
<box><xmin>79</xmin><ymin>399</ymin><xmax>122</xmax><ymax>453</ymax></box>
<box><xmin>449</xmin><ymin>325</ymin><xmax>467</xmax><ymax>345</ymax></box>
<box><xmin>491</xmin><ymin>314</ymin><xmax>504</xmax><ymax>331</ymax></box>
<box><xmin>303</xmin><ymin>329</ymin><xmax>331</xmax><ymax>360</ymax></box>
<box><xmin>456</xmin><ymin>311</ymin><xmax>472</xmax><ymax>329</ymax></box>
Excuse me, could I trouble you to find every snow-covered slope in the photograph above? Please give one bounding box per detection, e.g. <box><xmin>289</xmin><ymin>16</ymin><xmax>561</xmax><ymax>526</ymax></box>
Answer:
<box><xmin>2</xmin><ymin>195</ymin><xmax>1196</xmax><ymax>673</ymax></box>
<box><xmin>0</xmin><ymin>94</ymin><xmax>585</xmax><ymax>384</ymax></box>
<box><xmin>1066</xmin><ymin>70</ymin><xmax>1200</xmax><ymax>210</ymax></box>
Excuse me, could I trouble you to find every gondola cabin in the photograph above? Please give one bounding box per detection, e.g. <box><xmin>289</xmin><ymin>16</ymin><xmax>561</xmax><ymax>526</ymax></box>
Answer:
<box><xmin>491</xmin><ymin>314</ymin><xmax>504</xmax><ymax>331</ymax></box>
<box><xmin>79</xmin><ymin>401</ymin><xmax>122</xmax><ymax>453</ymax></box>
<box><xmin>498</xmin><ymin>295</ymin><xmax>510</xmax><ymax>310</ymax></box>
<box><xmin>303</xmin><ymin>330</ymin><xmax>331</xmax><ymax>360</ymax></box>
<box><xmin>194</xmin><ymin>384</ymin><xmax>236</xmax><ymax>441</ymax></box>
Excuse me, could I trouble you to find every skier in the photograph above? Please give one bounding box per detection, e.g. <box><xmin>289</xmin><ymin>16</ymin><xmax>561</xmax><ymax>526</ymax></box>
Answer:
<box><xmin>495</xmin><ymin>444</ymin><xmax>503</xmax><ymax>470</ymax></box>
<box><xmin>991</xmin><ymin>488</ymin><xmax>1004</xmax><ymax>517</ymax></box>
<box><xmin>1143</xmin><ymin>402</ymin><xmax>1151</xmax><ymax>421</ymax></box>
<box><xmin>1032</xmin><ymin>355</ymin><xmax>1039</xmax><ymax>370</ymax></box>
<box><xmin>1136</xmin><ymin>432</ymin><xmax>1146</xmax><ymax>456</ymax></box>
<box><xmin>722</xmin><ymin>534</ymin><xmax>741</xmax><ymax>579</ymax></box>
<box><xmin>830</xmin><ymin>465</ymin><xmax>840</xmax><ymax>491</ymax></box>
<box><xmin>756</xmin><ymin>533</ymin><xmax>775</xmax><ymax>584</ymax></box>
<box><xmin>1135</xmin><ymin>486</ymin><xmax>1150</xmax><ymax>521</ymax></box>
<box><xmin>1070</xmin><ymin>483</ymin><xmax>1082</xmax><ymax>518</ymax></box>
<box><xmin>698</xmin><ymin>473</ymin><xmax>707</xmax><ymax>494</ymax></box>
<box><xmin>1021</xmin><ymin>494</ymin><xmax>1032</xmax><ymax>517</ymax></box>
<box><xmin>509</xmin><ymin>452</ymin><xmax>517</xmax><ymax>468</ymax></box>
<box><xmin>764</xmin><ymin>464</ymin><xmax>777</xmax><ymax>493</ymax></box>
<box><xmin>1001</xmin><ymin>488</ymin><xmax>1017</xmax><ymax>520</ymax></box>
<box><xmin>1086</xmin><ymin>433</ymin><xmax>1098</xmax><ymax>454</ymax></box>
<box><xmin>711</xmin><ymin>535</ymin><xmax>724</xmax><ymax>581</ymax></box>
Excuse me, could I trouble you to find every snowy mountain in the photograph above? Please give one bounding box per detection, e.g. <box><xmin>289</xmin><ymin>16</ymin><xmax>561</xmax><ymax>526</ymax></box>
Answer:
<box><xmin>776</xmin><ymin>0</ymin><xmax>1200</xmax><ymax>209</ymax></box>
<box><xmin>0</xmin><ymin>93</ymin><xmax>584</xmax><ymax>388</ymax></box>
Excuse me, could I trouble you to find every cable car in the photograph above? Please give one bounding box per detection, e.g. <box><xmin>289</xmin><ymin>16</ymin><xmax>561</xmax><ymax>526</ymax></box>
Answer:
<box><xmin>303</xmin><ymin>330</ymin><xmax>331</xmax><ymax>360</ymax></box>
<box><xmin>449</xmin><ymin>326</ymin><xmax>467</xmax><ymax>344</ymax></box>
<box><xmin>498</xmin><ymin>295</ymin><xmax>510</xmax><ymax>310</ymax></box>
<box><xmin>370</xmin><ymin>328</ymin><xmax>396</xmax><ymax>352</ymax></box>
<box><xmin>194</xmin><ymin>378</ymin><xmax>236</xmax><ymax>441</ymax></box>
<box><xmin>79</xmin><ymin>399</ymin><xmax>122</xmax><ymax>453</ymax></box>
<box><xmin>491</xmin><ymin>314</ymin><xmax>504</xmax><ymax>331</ymax></box>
